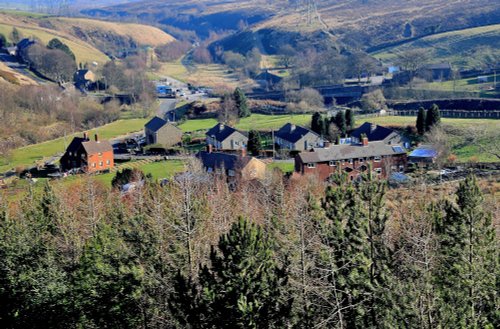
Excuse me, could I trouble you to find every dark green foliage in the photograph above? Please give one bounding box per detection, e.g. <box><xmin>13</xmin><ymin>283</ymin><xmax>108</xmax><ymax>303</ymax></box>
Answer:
<box><xmin>10</xmin><ymin>28</ymin><xmax>20</xmax><ymax>44</ymax></box>
<box><xmin>170</xmin><ymin>218</ymin><xmax>293</xmax><ymax>328</ymax></box>
<box><xmin>0</xmin><ymin>33</ymin><xmax>6</xmax><ymax>48</ymax></box>
<box><xmin>247</xmin><ymin>130</ymin><xmax>262</xmax><ymax>156</ymax></box>
<box><xmin>111</xmin><ymin>168</ymin><xmax>146</xmax><ymax>188</ymax></box>
<box><xmin>47</xmin><ymin>38</ymin><xmax>76</xmax><ymax>60</ymax></box>
<box><xmin>234</xmin><ymin>87</ymin><xmax>250</xmax><ymax>118</ymax></box>
<box><xmin>416</xmin><ymin>107</ymin><xmax>426</xmax><ymax>135</ymax></box>
<box><xmin>425</xmin><ymin>104</ymin><xmax>441</xmax><ymax>132</ymax></box>
<box><xmin>334</xmin><ymin>110</ymin><xmax>347</xmax><ymax>136</ymax></box>
<box><xmin>311</xmin><ymin>112</ymin><xmax>324</xmax><ymax>135</ymax></box>
<box><xmin>73</xmin><ymin>222</ymin><xmax>145</xmax><ymax>328</ymax></box>
<box><xmin>434</xmin><ymin>175</ymin><xmax>498</xmax><ymax>327</ymax></box>
<box><xmin>345</xmin><ymin>108</ymin><xmax>355</xmax><ymax>130</ymax></box>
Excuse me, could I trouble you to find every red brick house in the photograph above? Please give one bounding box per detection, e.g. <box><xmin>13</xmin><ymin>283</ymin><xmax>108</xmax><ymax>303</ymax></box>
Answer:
<box><xmin>60</xmin><ymin>133</ymin><xmax>114</xmax><ymax>173</ymax></box>
<box><xmin>295</xmin><ymin>138</ymin><xmax>407</xmax><ymax>181</ymax></box>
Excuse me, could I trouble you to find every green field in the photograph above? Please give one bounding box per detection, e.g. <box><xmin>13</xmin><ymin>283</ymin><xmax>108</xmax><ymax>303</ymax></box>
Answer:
<box><xmin>0</xmin><ymin>119</ymin><xmax>148</xmax><ymax>172</ymax></box>
<box><xmin>92</xmin><ymin>160</ymin><xmax>185</xmax><ymax>186</ymax></box>
<box><xmin>358</xmin><ymin>116</ymin><xmax>499</xmax><ymax>162</ymax></box>
<box><xmin>179</xmin><ymin>114</ymin><xmax>313</xmax><ymax>132</ymax></box>
<box><xmin>414</xmin><ymin>74</ymin><xmax>497</xmax><ymax>94</ymax></box>
<box><xmin>373</xmin><ymin>24</ymin><xmax>500</xmax><ymax>69</ymax></box>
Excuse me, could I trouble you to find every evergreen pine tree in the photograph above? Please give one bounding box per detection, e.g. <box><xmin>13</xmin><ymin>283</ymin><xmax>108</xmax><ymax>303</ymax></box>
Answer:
<box><xmin>425</xmin><ymin>104</ymin><xmax>441</xmax><ymax>132</ymax></box>
<box><xmin>10</xmin><ymin>27</ymin><xmax>20</xmax><ymax>44</ymax></box>
<box><xmin>346</xmin><ymin>108</ymin><xmax>355</xmax><ymax>130</ymax></box>
<box><xmin>434</xmin><ymin>174</ymin><xmax>498</xmax><ymax>328</ymax></box>
<box><xmin>170</xmin><ymin>218</ymin><xmax>292</xmax><ymax>328</ymax></box>
<box><xmin>247</xmin><ymin>130</ymin><xmax>262</xmax><ymax>156</ymax></box>
<box><xmin>234</xmin><ymin>87</ymin><xmax>250</xmax><ymax>118</ymax></box>
<box><xmin>416</xmin><ymin>107</ymin><xmax>426</xmax><ymax>135</ymax></box>
<box><xmin>311</xmin><ymin>112</ymin><xmax>324</xmax><ymax>135</ymax></box>
<box><xmin>334</xmin><ymin>111</ymin><xmax>347</xmax><ymax>137</ymax></box>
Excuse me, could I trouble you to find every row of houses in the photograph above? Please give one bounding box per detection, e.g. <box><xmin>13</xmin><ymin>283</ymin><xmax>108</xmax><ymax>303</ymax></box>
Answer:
<box><xmin>59</xmin><ymin>115</ymin><xmax>436</xmax><ymax>184</ymax></box>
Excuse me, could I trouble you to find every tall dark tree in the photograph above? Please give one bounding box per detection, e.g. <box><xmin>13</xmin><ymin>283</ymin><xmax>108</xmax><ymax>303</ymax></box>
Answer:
<box><xmin>334</xmin><ymin>110</ymin><xmax>347</xmax><ymax>136</ymax></box>
<box><xmin>416</xmin><ymin>107</ymin><xmax>427</xmax><ymax>135</ymax></box>
<box><xmin>345</xmin><ymin>108</ymin><xmax>355</xmax><ymax>130</ymax></box>
<box><xmin>0</xmin><ymin>33</ymin><xmax>6</xmax><ymax>48</ymax></box>
<box><xmin>170</xmin><ymin>218</ymin><xmax>292</xmax><ymax>328</ymax></box>
<box><xmin>434</xmin><ymin>175</ymin><xmax>498</xmax><ymax>328</ymax></box>
<box><xmin>311</xmin><ymin>112</ymin><xmax>324</xmax><ymax>135</ymax></box>
<box><xmin>10</xmin><ymin>27</ymin><xmax>21</xmax><ymax>44</ymax></box>
<box><xmin>425</xmin><ymin>104</ymin><xmax>441</xmax><ymax>132</ymax></box>
<box><xmin>247</xmin><ymin>130</ymin><xmax>262</xmax><ymax>156</ymax></box>
<box><xmin>234</xmin><ymin>87</ymin><xmax>250</xmax><ymax>118</ymax></box>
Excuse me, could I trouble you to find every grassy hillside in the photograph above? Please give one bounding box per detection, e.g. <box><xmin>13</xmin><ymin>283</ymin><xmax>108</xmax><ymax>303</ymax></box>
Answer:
<box><xmin>372</xmin><ymin>24</ymin><xmax>500</xmax><ymax>69</ymax></box>
<box><xmin>83</xmin><ymin>0</ymin><xmax>500</xmax><ymax>52</ymax></box>
<box><xmin>0</xmin><ymin>11</ymin><xmax>175</xmax><ymax>65</ymax></box>
<box><xmin>0</xmin><ymin>22</ymin><xmax>109</xmax><ymax>65</ymax></box>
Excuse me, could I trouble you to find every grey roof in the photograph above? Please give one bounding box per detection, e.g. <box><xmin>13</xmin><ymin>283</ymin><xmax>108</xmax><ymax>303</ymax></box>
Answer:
<box><xmin>275</xmin><ymin>123</ymin><xmax>319</xmax><ymax>143</ymax></box>
<box><xmin>299</xmin><ymin>141</ymin><xmax>406</xmax><ymax>163</ymax></box>
<box><xmin>197</xmin><ymin>151</ymin><xmax>252</xmax><ymax>171</ymax></box>
<box><xmin>82</xmin><ymin>140</ymin><xmax>113</xmax><ymax>155</ymax></box>
<box><xmin>206</xmin><ymin>123</ymin><xmax>244</xmax><ymax>142</ymax></box>
<box><xmin>145</xmin><ymin>116</ymin><xmax>168</xmax><ymax>132</ymax></box>
<box><xmin>66</xmin><ymin>137</ymin><xmax>88</xmax><ymax>154</ymax></box>
<box><xmin>350</xmin><ymin>122</ymin><xmax>397</xmax><ymax>141</ymax></box>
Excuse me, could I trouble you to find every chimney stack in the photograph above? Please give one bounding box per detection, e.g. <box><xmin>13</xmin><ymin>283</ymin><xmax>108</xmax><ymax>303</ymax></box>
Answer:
<box><xmin>362</xmin><ymin>136</ymin><xmax>369</xmax><ymax>146</ymax></box>
<box><xmin>207</xmin><ymin>144</ymin><xmax>213</xmax><ymax>153</ymax></box>
<box><xmin>241</xmin><ymin>147</ymin><xmax>247</xmax><ymax>157</ymax></box>
<box><xmin>324</xmin><ymin>140</ymin><xmax>331</xmax><ymax>148</ymax></box>
<box><xmin>219</xmin><ymin>123</ymin><xmax>225</xmax><ymax>131</ymax></box>
<box><xmin>94</xmin><ymin>134</ymin><xmax>99</xmax><ymax>143</ymax></box>
<box><xmin>290</xmin><ymin>124</ymin><xmax>296</xmax><ymax>132</ymax></box>
<box><xmin>83</xmin><ymin>132</ymin><xmax>88</xmax><ymax>140</ymax></box>
<box><xmin>370</xmin><ymin>123</ymin><xmax>377</xmax><ymax>133</ymax></box>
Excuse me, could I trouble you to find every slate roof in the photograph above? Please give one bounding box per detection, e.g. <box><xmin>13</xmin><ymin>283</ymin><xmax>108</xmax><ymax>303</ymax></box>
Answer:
<box><xmin>145</xmin><ymin>116</ymin><xmax>168</xmax><ymax>132</ymax></box>
<box><xmin>276</xmin><ymin>123</ymin><xmax>319</xmax><ymax>143</ymax></box>
<box><xmin>298</xmin><ymin>141</ymin><xmax>407</xmax><ymax>163</ymax></box>
<box><xmin>65</xmin><ymin>137</ymin><xmax>88</xmax><ymax>153</ymax></box>
<box><xmin>350</xmin><ymin>122</ymin><xmax>397</xmax><ymax>141</ymax></box>
<box><xmin>82</xmin><ymin>140</ymin><xmax>113</xmax><ymax>154</ymax></box>
<box><xmin>197</xmin><ymin>152</ymin><xmax>253</xmax><ymax>171</ymax></box>
<box><xmin>206</xmin><ymin>123</ymin><xmax>243</xmax><ymax>142</ymax></box>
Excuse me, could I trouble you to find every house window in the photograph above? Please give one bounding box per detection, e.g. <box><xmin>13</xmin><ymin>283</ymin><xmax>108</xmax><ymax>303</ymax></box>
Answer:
<box><xmin>374</xmin><ymin>156</ymin><xmax>381</xmax><ymax>162</ymax></box>
<box><xmin>106</xmin><ymin>160</ymin><xmax>110</xmax><ymax>165</ymax></box>
<box><xmin>349</xmin><ymin>159</ymin><xmax>353</xmax><ymax>164</ymax></box>
<box><xmin>329</xmin><ymin>161</ymin><xmax>336</xmax><ymax>167</ymax></box>
<box><xmin>99</xmin><ymin>161</ymin><xmax>103</xmax><ymax>166</ymax></box>
<box><xmin>207</xmin><ymin>167</ymin><xmax>213</xmax><ymax>173</ymax></box>
<box><xmin>92</xmin><ymin>163</ymin><xmax>96</xmax><ymax>168</ymax></box>
<box><xmin>228</xmin><ymin>169</ymin><xmax>236</xmax><ymax>177</ymax></box>
<box><xmin>375</xmin><ymin>168</ymin><xmax>382</xmax><ymax>175</ymax></box>
<box><xmin>359</xmin><ymin>158</ymin><xmax>364</xmax><ymax>163</ymax></box>
<box><xmin>98</xmin><ymin>152</ymin><xmax>103</xmax><ymax>156</ymax></box>
<box><xmin>307</xmin><ymin>163</ymin><xmax>316</xmax><ymax>169</ymax></box>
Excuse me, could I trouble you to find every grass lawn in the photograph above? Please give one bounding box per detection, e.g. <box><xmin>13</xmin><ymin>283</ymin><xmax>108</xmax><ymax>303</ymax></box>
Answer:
<box><xmin>414</xmin><ymin>74</ymin><xmax>496</xmax><ymax>94</ymax></box>
<box><xmin>0</xmin><ymin>119</ymin><xmax>148</xmax><ymax>173</ymax></box>
<box><xmin>268</xmin><ymin>162</ymin><xmax>295</xmax><ymax>173</ymax></box>
<box><xmin>92</xmin><ymin>160</ymin><xmax>186</xmax><ymax>186</ymax></box>
<box><xmin>179</xmin><ymin>114</ymin><xmax>313</xmax><ymax>133</ymax></box>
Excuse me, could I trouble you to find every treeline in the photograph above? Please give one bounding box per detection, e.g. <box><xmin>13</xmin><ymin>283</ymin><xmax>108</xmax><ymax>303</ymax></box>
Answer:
<box><xmin>0</xmin><ymin>83</ymin><xmax>120</xmax><ymax>159</ymax></box>
<box><xmin>0</xmin><ymin>166</ymin><xmax>497</xmax><ymax>328</ymax></box>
